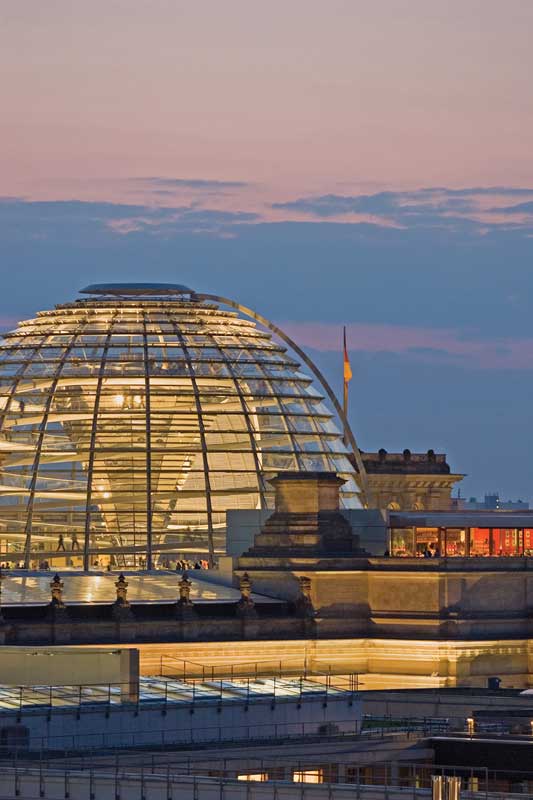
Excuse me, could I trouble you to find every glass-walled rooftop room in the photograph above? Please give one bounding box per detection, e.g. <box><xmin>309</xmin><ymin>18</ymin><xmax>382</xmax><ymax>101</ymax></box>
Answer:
<box><xmin>391</xmin><ymin>526</ymin><xmax>533</xmax><ymax>557</ymax></box>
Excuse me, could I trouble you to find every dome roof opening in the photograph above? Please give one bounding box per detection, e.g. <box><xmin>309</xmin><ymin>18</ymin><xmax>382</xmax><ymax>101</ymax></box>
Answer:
<box><xmin>80</xmin><ymin>283</ymin><xmax>195</xmax><ymax>297</ymax></box>
<box><xmin>0</xmin><ymin>288</ymin><xmax>360</xmax><ymax>569</ymax></box>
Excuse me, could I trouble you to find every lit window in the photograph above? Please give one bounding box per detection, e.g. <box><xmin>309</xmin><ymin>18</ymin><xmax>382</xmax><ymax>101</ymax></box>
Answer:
<box><xmin>293</xmin><ymin>769</ymin><xmax>323</xmax><ymax>784</ymax></box>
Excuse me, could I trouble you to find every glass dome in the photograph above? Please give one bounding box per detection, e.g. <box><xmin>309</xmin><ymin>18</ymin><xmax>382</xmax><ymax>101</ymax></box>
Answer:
<box><xmin>0</xmin><ymin>284</ymin><xmax>360</xmax><ymax>570</ymax></box>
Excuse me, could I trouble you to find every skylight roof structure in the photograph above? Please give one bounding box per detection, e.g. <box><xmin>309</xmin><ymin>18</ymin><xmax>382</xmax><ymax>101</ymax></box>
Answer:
<box><xmin>0</xmin><ymin>284</ymin><xmax>361</xmax><ymax>569</ymax></box>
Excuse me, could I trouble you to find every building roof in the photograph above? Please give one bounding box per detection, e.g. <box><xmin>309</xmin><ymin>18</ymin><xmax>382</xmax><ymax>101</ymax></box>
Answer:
<box><xmin>359</xmin><ymin>449</ymin><xmax>454</xmax><ymax>475</ymax></box>
<box><xmin>0</xmin><ymin>675</ymin><xmax>345</xmax><ymax>712</ymax></box>
<box><xmin>80</xmin><ymin>283</ymin><xmax>195</xmax><ymax>296</ymax></box>
<box><xmin>0</xmin><ymin>571</ymin><xmax>282</xmax><ymax>606</ymax></box>
<box><xmin>390</xmin><ymin>510</ymin><xmax>533</xmax><ymax>528</ymax></box>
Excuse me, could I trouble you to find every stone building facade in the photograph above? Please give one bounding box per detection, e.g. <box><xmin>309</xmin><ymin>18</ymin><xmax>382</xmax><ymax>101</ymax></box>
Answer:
<box><xmin>355</xmin><ymin>449</ymin><xmax>464</xmax><ymax>511</ymax></box>
<box><xmin>6</xmin><ymin>472</ymin><xmax>533</xmax><ymax>690</ymax></box>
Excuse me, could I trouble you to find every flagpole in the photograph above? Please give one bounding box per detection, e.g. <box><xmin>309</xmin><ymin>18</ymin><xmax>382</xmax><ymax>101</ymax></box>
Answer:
<box><xmin>343</xmin><ymin>382</ymin><xmax>348</xmax><ymax>443</ymax></box>
<box><xmin>343</xmin><ymin>326</ymin><xmax>349</xmax><ymax>445</ymax></box>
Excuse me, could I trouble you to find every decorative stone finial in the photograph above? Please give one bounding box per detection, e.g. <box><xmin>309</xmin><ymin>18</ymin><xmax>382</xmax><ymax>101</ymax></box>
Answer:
<box><xmin>115</xmin><ymin>573</ymin><xmax>129</xmax><ymax>607</ymax></box>
<box><xmin>0</xmin><ymin>566</ymin><xmax>9</xmax><ymax>640</ymax></box>
<box><xmin>47</xmin><ymin>572</ymin><xmax>69</xmax><ymax>630</ymax></box>
<box><xmin>176</xmin><ymin>572</ymin><xmax>196</xmax><ymax>619</ymax></box>
<box><xmin>240</xmin><ymin>572</ymin><xmax>252</xmax><ymax>601</ymax></box>
<box><xmin>299</xmin><ymin>575</ymin><xmax>312</xmax><ymax>600</ymax></box>
<box><xmin>0</xmin><ymin>566</ymin><xmax>5</xmax><ymax>624</ymax></box>
<box><xmin>295</xmin><ymin>575</ymin><xmax>315</xmax><ymax>618</ymax></box>
<box><xmin>237</xmin><ymin>572</ymin><xmax>257</xmax><ymax>617</ymax></box>
<box><xmin>178</xmin><ymin>573</ymin><xmax>192</xmax><ymax>605</ymax></box>
<box><xmin>112</xmin><ymin>572</ymin><xmax>134</xmax><ymax>622</ymax></box>
<box><xmin>50</xmin><ymin>574</ymin><xmax>65</xmax><ymax>608</ymax></box>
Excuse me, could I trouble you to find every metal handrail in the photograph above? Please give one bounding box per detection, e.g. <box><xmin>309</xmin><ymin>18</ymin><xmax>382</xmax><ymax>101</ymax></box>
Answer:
<box><xmin>7</xmin><ymin>753</ymin><xmax>530</xmax><ymax>799</ymax></box>
<box><xmin>0</xmin><ymin>722</ymin><xmax>447</xmax><ymax>760</ymax></box>
<box><xmin>0</xmin><ymin>671</ymin><xmax>359</xmax><ymax>723</ymax></box>
<box><xmin>159</xmin><ymin>655</ymin><xmax>359</xmax><ymax>689</ymax></box>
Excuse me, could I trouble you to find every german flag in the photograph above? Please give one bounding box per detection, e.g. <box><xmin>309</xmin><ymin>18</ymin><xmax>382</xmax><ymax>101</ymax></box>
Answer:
<box><xmin>343</xmin><ymin>326</ymin><xmax>352</xmax><ymax>384</ymax></box>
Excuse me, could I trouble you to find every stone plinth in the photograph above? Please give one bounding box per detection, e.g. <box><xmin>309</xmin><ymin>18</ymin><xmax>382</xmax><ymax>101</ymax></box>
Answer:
<box><xmin>248</xmin><ymin>472</ymin><xmax>361</xmax><ymax>556</ymax></box>
<box><xmin>273</xmin><ymin>471</ymin><xmax>344</xmax><ymax>514</ymax></box>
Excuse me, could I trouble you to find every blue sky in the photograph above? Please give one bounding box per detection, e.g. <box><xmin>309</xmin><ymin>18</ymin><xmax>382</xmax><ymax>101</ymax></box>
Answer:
<box><xmin>2</xmin><ymin>191</ymin><xmax>533</xmax><ymax>502</ymax></box>
<box><xmin>2</xmin><ymin>0</ymin><xmax>533</xmax><ymax>501</ymax></box>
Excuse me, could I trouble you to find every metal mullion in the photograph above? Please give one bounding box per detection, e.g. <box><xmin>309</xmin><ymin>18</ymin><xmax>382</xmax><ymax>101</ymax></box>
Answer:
<box><xmin>83</xmin><ymin>313</ymin><xmax>119</xmax><ymax>571</ymax></box>
<box><xmin>0</xmin><ymin>333</ymin><xmax>50</xmax><ymax>564</ymax></box>
<box><xmin>202</xmin><ymin>329</ymin><xmax>267</xmax><ymax>510</ymax></box>
<box><xmin>166</xmin><ymin>313</ymin><xmax>215</xmax><ymax>566</ymax></box>
<box><xmin>22</xmin><ymin>321</ymin><xmax>89</xmax><ymax>567</ymax></box>
<box><xmin>142</xmin><ymin>312</ymin><xmax>153</xmax><ymax>570</ymax></box>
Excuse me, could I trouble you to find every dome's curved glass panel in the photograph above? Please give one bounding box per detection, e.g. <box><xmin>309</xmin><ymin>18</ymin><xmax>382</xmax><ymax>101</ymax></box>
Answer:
<box><xmin>0</xmin><ymin>286</ymin><xmax>360</xmax><ymax>570</ymax></box>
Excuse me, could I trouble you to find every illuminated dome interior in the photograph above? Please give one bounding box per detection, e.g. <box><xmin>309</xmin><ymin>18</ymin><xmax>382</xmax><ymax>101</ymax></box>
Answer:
<box><xmin>0</xmin><ymin>284</ymin><xmax>360</xmax><ymax>569</ymax></box>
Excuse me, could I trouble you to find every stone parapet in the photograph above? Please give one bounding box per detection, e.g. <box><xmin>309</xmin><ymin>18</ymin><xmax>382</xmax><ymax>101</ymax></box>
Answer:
<box><xmin>0</xmin><ymin>612</ymin><xmax>304</xmax><ymax>646</ymax></box>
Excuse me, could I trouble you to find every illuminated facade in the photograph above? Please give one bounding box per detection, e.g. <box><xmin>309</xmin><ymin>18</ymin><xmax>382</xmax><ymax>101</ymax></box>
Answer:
<box><xmin>355</xmin><ymin>449</ymin><xmax>464</xmax><ymax>511</ymax></box>
<box><xmin>389</xmin><ymin>511</ymin><xmax>533</xmax><ymax>556</ymax></box>
<box><xmin>0</xmin><ymin>283</ymin><xmax>360</xmax><ymax>569</ymax></box>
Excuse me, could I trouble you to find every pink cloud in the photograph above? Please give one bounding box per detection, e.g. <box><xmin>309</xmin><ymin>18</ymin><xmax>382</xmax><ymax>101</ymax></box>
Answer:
<box><xmin>279</xmin><ymin>321</ymin><xmax>533</xmax><ymax>370</ymax></box>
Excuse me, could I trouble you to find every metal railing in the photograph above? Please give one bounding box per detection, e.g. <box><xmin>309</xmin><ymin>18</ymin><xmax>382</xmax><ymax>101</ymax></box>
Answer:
<box><xmin>2</xmin><ymin>758</ymin><xmax>533</xmax><ymax>800</ymax></box>
<box><xmin>159</xmin><ymin>654</ymin><xmax>359</xmax><ymax>691</ymax></box>
<box><xmin>0</xmin><ymin>674</ymin><xmax>356</xmax><ymax>718</ymax></box>
<box><xmin>0</xmin><ymin>720</ymin><xmax>457</xmax><ymax>762</ymax></box>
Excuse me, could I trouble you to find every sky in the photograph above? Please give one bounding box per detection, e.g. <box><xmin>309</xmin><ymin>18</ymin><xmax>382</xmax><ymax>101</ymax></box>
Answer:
<box><xmin>2</xmin><ymin>0</ymin><xmax>533</xmax><ymax>501</ymax></box>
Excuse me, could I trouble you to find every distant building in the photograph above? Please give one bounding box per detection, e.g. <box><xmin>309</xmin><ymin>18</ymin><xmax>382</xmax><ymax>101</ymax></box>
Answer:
<box><xmin>352</xmin><ymin>448</ymin><xmax>464</xmax><ymax>511</ymax></box>
<box><xmin>453</xmin><ymin>492</ymin><xmax>529</xmax><ymax>511</ymax></box>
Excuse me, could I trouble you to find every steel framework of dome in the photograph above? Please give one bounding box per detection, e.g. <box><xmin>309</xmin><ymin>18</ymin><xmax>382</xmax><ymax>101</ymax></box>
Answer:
<box><xmin>0</xmin><ymin>284</ymin><xmax>363</xmax><ymax>570</ymax></box>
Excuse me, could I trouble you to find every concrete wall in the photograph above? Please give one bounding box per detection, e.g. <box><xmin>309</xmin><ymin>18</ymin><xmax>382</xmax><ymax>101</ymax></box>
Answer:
<box><xmin>225</xmin><ymin>509</ymin><xmax>388</xmax><ymax>557</ymax></box>
<box><xmin>0</xmin><ymin>769</ymin><xmax>435</xmax><ymax>800</ymax></box>
<box><xmin>0</xmin><ymin>647</ymin><xmax>139</xmax><ymax>701</ymax></box>
<box><xmin>361</xmin><ymin>688</ymin><xmax>533</xmax><ymax>727</ymax></box>
<box><xmin>0</xmin><ymin>692</ymin><xmax>360</xmax><ymax>751</ymax></box>
<box><xmin>342</xmin><ymin>509</ymin><xmax>388</xmax><ymax>555</ymax></box>
<box><xmin>130</xmin><ymin>637</ymin><xmax>533</xmax><ymax>690</ymax></box>
<box><xmin>226</xmin><ymin>509</ymin><xmax>271</xmax><ymax>556</ymax></box>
